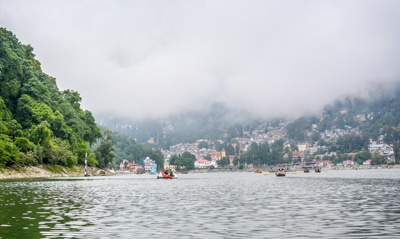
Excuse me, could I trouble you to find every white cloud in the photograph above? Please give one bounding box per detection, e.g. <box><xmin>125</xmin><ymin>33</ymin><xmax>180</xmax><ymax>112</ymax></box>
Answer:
<box><xmin>1</xmin><ymin>0</ymin><xmax>400</xmax><ymax>121</ymax></box>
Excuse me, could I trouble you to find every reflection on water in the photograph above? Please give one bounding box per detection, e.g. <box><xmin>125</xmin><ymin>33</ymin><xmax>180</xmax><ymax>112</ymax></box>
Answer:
<box><xmin>1</xmin><ymin>169</ymin><xmax>400</xmax><ymax>238</ymax></box>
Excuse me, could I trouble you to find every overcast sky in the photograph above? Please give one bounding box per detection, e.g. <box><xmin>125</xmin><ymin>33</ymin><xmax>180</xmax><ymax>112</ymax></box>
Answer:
<box><xmin>1</xmin><ymin>0</ymin><xmax>400</xmax><ymax>121</ymax></box>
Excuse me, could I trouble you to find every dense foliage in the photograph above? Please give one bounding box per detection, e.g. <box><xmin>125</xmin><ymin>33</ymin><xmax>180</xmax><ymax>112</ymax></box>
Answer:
<box><xmin>286</xmin><ymin>93</ymin><xmax>400</xmax><ymax>154</ymax></box>
<box><xmin>97</xmin><ymin>103</ymin><xmax>258</xmax><ymax>149</ymax></box>
<box><xmin>111</xmin><ymin>130</ymin><xmax>164</xmax><ymax>170</ymax></box>
<box><xmin>0</xmin><ymin>28</ymin><xmax>102</xmax><ymax>168</ymax></box>
<box><xmin>169</xmin><ymin>151</ymin><xmax>196</xmax><ymax>171</ymax></box>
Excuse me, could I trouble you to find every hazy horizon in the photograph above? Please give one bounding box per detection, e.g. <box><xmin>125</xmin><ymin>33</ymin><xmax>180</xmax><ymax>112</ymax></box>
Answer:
<box><xmin>1</xmin><ymin>0</ymin><xmax>400</xmax><ymax>122</ymax></box>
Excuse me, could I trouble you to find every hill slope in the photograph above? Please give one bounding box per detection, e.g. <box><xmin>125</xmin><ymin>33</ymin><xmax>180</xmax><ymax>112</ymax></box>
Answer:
<box><xmin>0</xmin><ymin>28</ymin><xmax>101</xmax><ymax>168</ymax></box>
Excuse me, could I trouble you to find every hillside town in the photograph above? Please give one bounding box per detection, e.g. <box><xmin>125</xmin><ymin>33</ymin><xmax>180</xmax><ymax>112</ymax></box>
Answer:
<box><xmin>151</xmin><ymin>114</ymin><xmax>396</xmax><ymax>172</ymax></box>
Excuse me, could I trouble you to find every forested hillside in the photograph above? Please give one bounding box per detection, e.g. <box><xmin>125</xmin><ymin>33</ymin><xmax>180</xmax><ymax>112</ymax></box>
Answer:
<box><xmin>0</xmin><ymin>28</ymin><xmax>101</xmax><ymax>168</ymax></box>
<box><xmin>97</xmin><ymin>102</ymin><xmax>259</xmax><ymax>149</ymax></box>
<box><xmin>286</xmin><ymin>90</ymin><xmax>400</xmax><ymax>146</ymax></box>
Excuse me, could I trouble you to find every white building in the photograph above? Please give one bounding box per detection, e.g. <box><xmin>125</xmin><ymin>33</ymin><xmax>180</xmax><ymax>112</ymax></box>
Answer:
<box><xmin>368</xmin><ymin>143</ymin><xmax>384</xmax><ymax>151</ymax></box>
<box><xmin>195</xmin><ymin>159</ymin><xmax>211</xmax><ymax>169</ymax></box>
<box><xmin>363</xmin><ymin>159</ymin><xmax>371</xmax><ymax>165</ymax></box>
<box><xmin>143</xmin><ymin>156</ymin><xmax>155</xmax><ymax>171</ymax></box>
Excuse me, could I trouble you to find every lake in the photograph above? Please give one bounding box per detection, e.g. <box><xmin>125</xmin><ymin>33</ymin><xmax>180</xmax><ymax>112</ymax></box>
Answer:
<box><xmin>1</xmin><ymin>169</ymin><xmax>400</xmax><ymax>238</ymax></box>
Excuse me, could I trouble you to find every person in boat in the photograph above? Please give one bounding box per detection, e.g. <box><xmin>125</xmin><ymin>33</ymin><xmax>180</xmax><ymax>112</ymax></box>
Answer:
<box><xmin>276</xmin><ymin>168</ymin><xmax>284</xmax><ymax>173</ymax></box>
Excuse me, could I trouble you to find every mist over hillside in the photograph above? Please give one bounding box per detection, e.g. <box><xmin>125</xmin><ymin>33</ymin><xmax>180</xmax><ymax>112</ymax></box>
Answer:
<box><xmin>96</xmin><ymin>81</ymin><xmax>400</xmax><ymax>148</ymax></box>
<box><xmin>96</xmin><ymin>102</ymin><xmax>255</xmax><ymax>145</ymax></box>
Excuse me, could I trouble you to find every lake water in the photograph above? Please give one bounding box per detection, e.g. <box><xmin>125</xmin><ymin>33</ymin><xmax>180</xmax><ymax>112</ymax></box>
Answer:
<box><xmin>1</xmin><ymin>169</ymin><xmax>400</xmax><ymax>238</ymax></box>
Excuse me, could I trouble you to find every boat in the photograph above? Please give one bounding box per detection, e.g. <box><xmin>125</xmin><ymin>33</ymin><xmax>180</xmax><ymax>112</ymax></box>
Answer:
<box><xmin>157</xmin><ymin>169</ymin><xmax>177</xmax><ymax>179</ymax></box>
<box><xmin>275</xmin><ymin>168</ymin><xmax>286</xmax><ymax>177</ymax></box>
<box><xmin>276</xmin><ymin>171</ymin><xmax>286</xmax><ymax>177</ymax></box>
<box><xmin>315</xmin><ymin>167</ymin><xmax>321</xmax><ymax>173</ymax></box>
<box><xmin>255</xmin><ymin>169</ymin><xmax>263</xmax><ymax>173</ymax></box>
<box><xmin>303</xmin><ymin>168</ymin><xmax>310</xmax><ymax>173</ymax></box>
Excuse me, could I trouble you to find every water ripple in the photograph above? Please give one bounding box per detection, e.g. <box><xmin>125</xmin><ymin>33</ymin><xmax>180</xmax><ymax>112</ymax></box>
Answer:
<box><xmin>1</xmin><ymin>169</ymin><xmax>400</xmax><ymax>238</ymax></box>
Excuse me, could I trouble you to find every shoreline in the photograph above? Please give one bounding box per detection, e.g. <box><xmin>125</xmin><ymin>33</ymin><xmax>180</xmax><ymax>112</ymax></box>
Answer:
<box><xmin>1</xmin><ymin>164</ymin><xmax>398</xmax><ymax>180</ymax></box>
<box><xmin>0</xmin><ymin>165</ymin><xmax>115</xmax><ymax>179</ymax></box>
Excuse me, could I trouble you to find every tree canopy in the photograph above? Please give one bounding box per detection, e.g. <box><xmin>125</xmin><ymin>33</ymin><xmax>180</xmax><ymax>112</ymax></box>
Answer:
<box><xmin>0</xmin><ymin>28</ymin><xmax>102</xmax><ymax>168</ymax></box>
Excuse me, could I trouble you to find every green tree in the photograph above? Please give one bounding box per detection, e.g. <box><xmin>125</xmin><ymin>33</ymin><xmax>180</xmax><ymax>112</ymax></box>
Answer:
<box><xmin>20</xmin><ymin>77</ymin><xmax>51</xmax><ymax>104</ymax></box>
<box><xmin>0</xmin><ymin>28</ymin><xmax>102</xmax><ymax>168</ymax></box>
<box><xmin>214</xmin><ymin>141</ymin><xmax>224</xmax><ymax>151</ymax></box>
<box><xmin>76</xmin><ymin>140</ymin><xmax>97</xmax><ymax>166</ymax></box>
<box><xmin>394</xmin><ymin>141</ymin><xmax>400</xmax><ymax>164</ymax></box>
<box><xmin>198</xmin><ymin>141</ymin><xmax>209</xmax><ymax>149</ymax></box>
<box><xmin>181</xmin><ymin>151</ymin><xmax>196</xmax><ymax>161</ymax></box>
<box><xmin>29</xmin><ymin>121</ymin><xmax>53</xmax><ymax>147</ymax></box>
<box><xmin>226</xmin><ymin>143</ymin><xmax>235</xmax><ymax>156</ymax></box>
<box><xmin>233</xmin><ymin>156</ymin><xmax>239</xmax><ymax>166</ymax></box>
<box><xmin>270</xmin><ymin>148</ymin><xmax>282</xmax><ymax>164</ymax></box>
<box><xmin>311</xmin><ymin>132</ymin><xmax>321</xmax><ymax>143</ymax></box>
<box><xmin>354</xmin><ymin>150</ymin><xmax>371</xmax><ymax>165</ymax></box>
<box><xmin>169</xmin><ymin>155</ymin><xmax>180</xmax><ymax>167</ymax></box>
<box><xmin>61</xmin><ymin>90</ymin><xmax>82</xmax><ymax>111</ymax></box>
<box><xmin>334</xmin><ymin>134</ymin><xmax>368</xmax><ymax>153</ymax></box>
<box><xmin>149</xmin><ymin>150</ymin><xmax>164</xmax><ymax>171</ymax></box>
<box><xmin>286</xmin><ymin>117</ymin><xmax>311</xmax><ymax>142</ymax></box>
<box><xmin>235</xmin><ymin>143</ymin><xmax>240</xmax><ymax>155</ymax></box>
<box><xmin>0</xmin><ymin>135</ymin><xmax>18</xmax><ymax>167</ymax></box>
<box><xmin>81</xmin><ymin>110</ymin><xmax>101</xmax><ymax>145</ymax></box>
<box><xmin>169</xmin><ymin>154</ymin><xmax>194</xmax><ymax>170</ymax></box>
<box><xmin>94</xmin><ymin>129</ymin><xmax>114</xmax><ymax>168</ymax></box>
<box><xmin>180</xmin><ymin>157</ymin><xmax>195</xmax><ymax>170</ymax></box>
<box><xmin>371</xmin><ymin>151</ymin><xmax>384</xmax><ymax>165</ymax></box>
<box><xmin>14</xmin><ymin>137</ymin><xmax>35</xmax><ymax>153</ymax></box>
<box><xmin>46</xmin><ymin>138</ymin><xmax>77</xmax><ymax>167</ymax></box>
<box><xmin>217</xmin><ymin>157</ymin><xmax>229</xmax><ymax>167</ymax></box>
<box><xmin>382</xmin><ymin>127</ymin><xmax>400</xmax><ymax>145</ymax></box>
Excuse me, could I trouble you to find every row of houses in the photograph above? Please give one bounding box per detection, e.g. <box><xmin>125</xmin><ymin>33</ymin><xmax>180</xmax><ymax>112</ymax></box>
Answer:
<box><xmin>118</xmin><ymin>156</ymin><xmax>156</xmax><ymax>172</ymax></box>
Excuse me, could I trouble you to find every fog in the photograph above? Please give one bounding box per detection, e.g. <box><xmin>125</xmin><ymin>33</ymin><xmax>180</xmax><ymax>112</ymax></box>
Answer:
<box><xmin>1</xmin><ymin>0</ymin><xmax>400</xmax><ymax>121</ymax></box>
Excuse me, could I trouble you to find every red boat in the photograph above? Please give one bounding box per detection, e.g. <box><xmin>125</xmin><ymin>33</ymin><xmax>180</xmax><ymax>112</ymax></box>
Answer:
<box><xmin>157</xmin><ymin>170</ymin><xmax>177</xmax><ymax>179</ymax></box>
